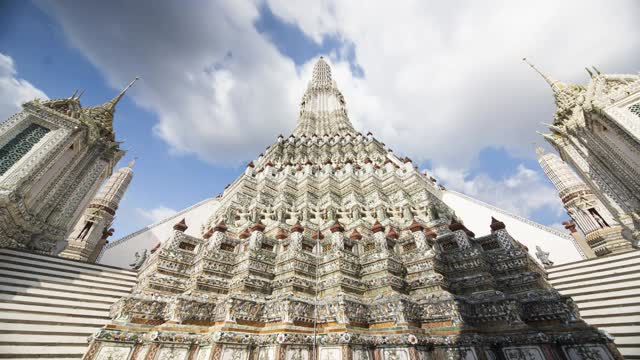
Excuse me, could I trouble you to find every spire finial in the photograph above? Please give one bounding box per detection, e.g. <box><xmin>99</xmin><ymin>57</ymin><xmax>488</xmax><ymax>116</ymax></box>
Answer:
<box><xmin>535</xmin><ymin>144</ymin><xmax>545</xmax><ymax>157</ymax></box>
<box><xmin>108</xmin><ymin>76</ymin><xmax>139</xmax><ymax>111</ymax></box>
<box><xmin>523</xmin><ymin>57</ymin><xmax>560</xmax><ymax>89</ymax></box>
<box><xmin>585</xmin><ymin>67</ymin><xmax>594</xmax><ymax>78</ymax></box>
<box><xmin>127</xmin><ymin>157</ymin><xmax>137</xmax><ymax>169</ymax></box>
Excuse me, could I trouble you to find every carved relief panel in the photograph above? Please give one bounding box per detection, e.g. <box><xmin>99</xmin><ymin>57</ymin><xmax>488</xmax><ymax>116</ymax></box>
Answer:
<box><xmin>285</xmin><ymin>347</ymin><xmax>309</xmax><ymax>360</ymax></box>
<box><xmin>96</xmin><ymin>345</ymin><xmax>133</xmax><ymax>360</ymax></box>
<box><xmin>156</xmin><ymin>346</ymin><xmax>190</xmax><ymax>360</ymax></box>
<box><xmin>319</xmin><ymin>347</ymin><xmax>342</xmax><ymax>360</ymax></box>
<box><xmin>502</xmin><ymin>347</ymin><xmax>544</xmax><ymax>360</ymax></box>
<box><xmin>257</xmin><ymin>346</ymin><xmax>275</xmax><ymax>360</ymax></box>
<box><xmin>562</xmin><ymin>345</ymin><xmax>614</xmax><ymax>360</ymax></box>
<box><xmin>197</xmin><ymin>347</ymin><xmax>212</xmax><ymax>360</ymax></box>
<box><xmin>221</xmin><ymin>346</ymin><xmax>249</xmax><ymax>360</ymax></box>
<box><xmin>352</xmin><ymin>347</ymin><xmax>372</xmax><ymax>360</ymax></box>
<box><xmin>381</xmin><ymin>348</ymin><xmax>409</xmax><ymax>360</ymax></box>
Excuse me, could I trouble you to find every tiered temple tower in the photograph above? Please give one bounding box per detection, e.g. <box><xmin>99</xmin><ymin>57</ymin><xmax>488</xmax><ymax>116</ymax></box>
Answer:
<box><xmin>59</xmin><ymin>159</ymin><xmax>135</xmax><ymax>262</ymax></box>
<box><xmin>0</xmin><ymin>79</ymin><xmax>137</xmax><ymax>254</ymax></box>
<box><xmin>85</xmin><ymin>58</ymin><xmax>619</xmax><ymax>360</ymax></box>
<box><xmin>525</xmin><ymin>59</ymin><xmax>640</xmax><ymax>249</ymax></box>
<box><xmin>536</xmin><ymin>147</ymin><xmax>625</xmax><ymax>256</ymax></box>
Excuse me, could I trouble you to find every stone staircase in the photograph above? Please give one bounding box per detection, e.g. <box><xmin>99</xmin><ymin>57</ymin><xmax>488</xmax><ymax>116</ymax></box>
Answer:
<box><xmin>548</xmin><ymin>250</ymin><xmax>640</xmax><ymax>360</ymax></box>
<box><xmin>0</xmin><ymin>248</ymin><xmax>136</xmax><ymax>360</ymax></box>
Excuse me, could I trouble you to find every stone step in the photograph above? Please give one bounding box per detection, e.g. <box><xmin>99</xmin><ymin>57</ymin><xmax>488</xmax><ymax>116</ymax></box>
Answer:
<box><xmin>0</xmin><ymin>252</ymin><xmax>138</xmax><ymax>281</ymax></box>
<box><xmin>0</xmin><ymin>268</ymin><xmax>133</xmax><ymax>292</ymax></box>
<box><xmin>0</xmin><ymin>303</ymin><xmax>109</xmax><ymax>318</ymax></box>
<box><xmin>552</xmin><ymin>270</ymin><xmax>640</xmax><ymax>290</ymax></box>
<box><xmin>548</xmin><ymin>250</ymin><xmax>640</xmax><ymax>274</ymax></box>
<box><xmin>0</xmin><ymin>248</ymin><xmax>136</xmax><ymax>278</ymax></box>
<box><xmin>570</xmin><ymin>288</ymin><xmax>638</xmax><ymax>303</ymax></box>
<box><xmin>0</xmin><ymin>322</ymin><xmax>97</xmax><ymax>334</ymax></box>
<box><xmin>548</xmin><ymin>253</ymin><xmax>640</xmax><ymax>280</ymax></box>
<box><xmin>558</xmin><ymin>278</ymin><xmax>640</xmax><ymax>297</ymax></box>
<box><xmin>550</xmin><ymin>264</ymin><xmax>640</xmax><ymax>287</ymax></box>
<box><xmin>0</xmin><ymin>255</ymin><xmax>137</xmax><ymax>284</ymax></box>
<box><xmin>574</xmin><ymin>296</ymin><xmax>640</xmax><ymax>310</ymax></box>
<box><xmin>0</xmin><ymin>262</ymin><xmax>136</xmax><ymax>288</ymax></box>
<box><xmin>0</xmin><ymin>345</ymin><xmax>87</xmax><ymax>356</ymax></box>
<box><xmin>0</xmin><ymin>311</ymin><xmax>109</xmax><ymax>326</ymax></box>
<box><xmin>598</xmin><ymin>325</ymin><xmax>640</xmax><ymax>336</ymax></box>
<box><xmin>581</xmin><ymin>305</ymin><xmax>640</xmax><ymax>317</ymax></box>
<box><xmin>0</xmin><ymin>333</ymin><xmax>88</xmax><ymax>345</ymax></box>
<box><xmin>0</xmin><ymin>284</ymin><xmax>122</xmax><ymax>303</ymax></box>
<box><xmin>0</xmin><ymin>293</ymin><xmax>111</xmax><ymax>311</ymax></box>
<box><xmin>611</xmin><ymin>335</ymin><xmax>640</xmax><ymax>346</ymax></box>
<box><xmin>0</xmin><ymin>276</ymin><xmax>130</xmax><ymax>298</ymax></box>
<box><xmin>619</xmin><ymin>347</ymin><xmax>640</xmax><ymax>358</ymax></box>
<box><xmin>581</xmin><ymin>314</ymin><xmax>640</xmax><ymax>326</ymax></box>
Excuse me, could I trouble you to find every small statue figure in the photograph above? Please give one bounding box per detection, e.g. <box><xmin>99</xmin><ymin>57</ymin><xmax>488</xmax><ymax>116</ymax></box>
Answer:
<box><xmin>352</xmin><ymin>206</ymin><xmax>362</xmax><ymax>221</ymax></box>
<box><xmin>325</xmin><ymin>207</ymin><xmax>336</xmax><ymax>221</ymax></box>
<box><xmin>535</xmin><ymin>246</ymin><xmax>554</xmax><ymax>268</ymax></box>
<box><xmin>402</xmin><ymin>206</ymin><xmax>413</xmax><ymax>222</ymax></box>
<box><xmin>427</xmin><ymin>203</ymin><xmax>440</xmax><ymax>221</ymax></box>
<box><xmin>129</xmin><ymin>249</ymin><xmax>148</xmax><ymax>270</ymax></box>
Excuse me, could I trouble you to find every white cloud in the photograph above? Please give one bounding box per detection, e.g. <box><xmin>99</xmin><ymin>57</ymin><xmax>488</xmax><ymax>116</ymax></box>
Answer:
<box><xmin>40</xmin><ymin>1</ymin><xmax>639</xmax><ymax>168</ymax></box>
<box><xmin>267</xmin><ymin>0</ymin><xmax>640</xmax><ymax>166</ymax></box>
<box><xmin>136</xmin><ymin>206</ymin><xmax>178</xmax><ymax>224</ymax></box>
<box><xmin>432</xmin><ymin>164</ymin><xmax>565</xmax><ymax>219</ymax></box>
<box><xmin>0</xmin><ymin>53</ymin><xmax>48</xmax><ymax>121</ymax></box>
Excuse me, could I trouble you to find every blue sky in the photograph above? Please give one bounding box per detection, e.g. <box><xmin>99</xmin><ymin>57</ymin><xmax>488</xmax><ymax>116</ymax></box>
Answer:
<box><xmin>1</xmin><ymin>0</ymin><xmax>638</xmax><ymax>239</ymax></box>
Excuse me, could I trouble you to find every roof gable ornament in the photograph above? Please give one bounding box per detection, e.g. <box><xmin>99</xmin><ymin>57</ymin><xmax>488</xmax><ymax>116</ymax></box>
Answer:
<box><xmin>83</xmin><ymin>77</ymin><xmax>139</xmax><ymax>133</ymax></box>
<box><xmin>523</xmin><ymin>58</ymin><xmax>581</xmax><ymax>122</ymax></box>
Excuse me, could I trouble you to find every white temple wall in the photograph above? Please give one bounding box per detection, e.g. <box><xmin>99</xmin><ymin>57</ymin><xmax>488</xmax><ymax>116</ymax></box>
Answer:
<box><xmin>97</xmin><ymin>197</ymin><xmax>219</xmax><ymax>267</ymax></box>
<box><xmin>441</xmin><ymin>190</ymin><xmax>584</xmax><ymax>264</ymax></box>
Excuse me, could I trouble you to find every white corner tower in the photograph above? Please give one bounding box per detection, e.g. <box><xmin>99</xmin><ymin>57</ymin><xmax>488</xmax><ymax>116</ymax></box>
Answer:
<box><xmin>59</xmin><ymin>159</ymin><xmax>135</xmax><ymax>262</ymax></box>
<box><xmin>536</xmin><ymin>146</ymin><xmax>629</xmax><ymax>256</ymax></box>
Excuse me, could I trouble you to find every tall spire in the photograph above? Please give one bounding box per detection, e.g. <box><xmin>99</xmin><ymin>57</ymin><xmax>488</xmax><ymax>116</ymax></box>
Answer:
<box><xmin>522</xmin><ymin>58</ymin><xmax>567</xmax><ymax>93</ymax></box>
<box><xmin>83</xmin><ymin>77</ymin><xmax>139</xmax><ymax>126</ymax></box>
<box><xmin>523</xmin><ymin>58</ymin><xmax>580</xmax><ymax>121</ymax></box>
<box><xmin>311</xmin><ymin>56</ymin><xmax>333</xmax><ymax>88</ymax></box>
<box><xmin>106</xmin><ymin>77</ymin><xmax>139</xmax><ymax>112</ymax></box>
<box><xmin>293</xmin><ymin>57</ymin><xmax>356</xmax><ymax>136</ymax></box>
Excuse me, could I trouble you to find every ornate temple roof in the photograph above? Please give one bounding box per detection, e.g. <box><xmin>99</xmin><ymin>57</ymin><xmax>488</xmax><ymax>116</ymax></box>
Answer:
<box><xmin>38</xmin><ymin>77</ymin><xmax>138</xmax><ymax>143</ymax></box>
<box><xmin>82</xmin><ymin>77</ymin><xmax>139</xmax><ymax>130</ymax></box>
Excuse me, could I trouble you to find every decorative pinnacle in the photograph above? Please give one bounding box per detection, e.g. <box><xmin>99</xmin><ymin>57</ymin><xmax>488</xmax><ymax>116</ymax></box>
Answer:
<box><xmin>311</xmin><ymin>57</ymin><xmax>332</xmax><ymax>87</ymax></box>
<box><xmin>107</xmin><ymin>77</ymin><xmax>139</xmax><ymax>111</ymax></box>
<box><xmin>127</xmin><ymin>157</ymin><xmax>137</xmax><ymax>169</ymax></box>
<box><xmin>522</xmin><ymin>58</ymin><xmax>565</xmax><ymax>93</ymax></box>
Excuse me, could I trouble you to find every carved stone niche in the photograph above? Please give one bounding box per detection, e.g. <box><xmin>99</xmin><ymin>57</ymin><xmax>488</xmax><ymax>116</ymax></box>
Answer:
<box><xmin>380</xmin><ymin>348</ymin><xmax>410</xmax><ymax>360</ymax></box>
<box><xmin>221</xmin><ymin>345</ymin><xmax>250</xmax><ymax>360</ymax></box>
<box><xmin>438</xmin><ymin>348</ymin><xmax>477</xmax><ymax>360</ymax></box>
<box><xmin>286</xmin><ymin>346</ymin><xmax>310</xmax><ymax>360</ymax></box>
<box><xmin>196</xmin><ymin>347</ymin><xmax>212</xmax><ymax>360</ymax></box>
<box><xmin>95</xmin><ymin>345</ymin><xmax>134</xmax><ymax>360</ymax></box>
<box><xmin>156</xmin><ymin>346</ymin><xmax>191</xmax><ymax>360</ymax></box>
<box><xmin>352</xmin><ymin>346</ymin><xmax>372</xmax><ymax>360</ymax></box>
<box><xmin>502</xmin><ymin>346</ymin><xmax>545</xmax><ymax>360</ymax></box>
<box><xmin>562</xmin><ymin>345</ymin><xmax>614</xmax><ymax>360</ymax></box>
<box><xmin>257</xmin><ymin>346</ymin><xmax>276</xmax><ymax>360</ymax></box>
<box><xmin>318</xmin><ymin>346</ymin><xmax>342</xmax><ymax>360</ymax></box>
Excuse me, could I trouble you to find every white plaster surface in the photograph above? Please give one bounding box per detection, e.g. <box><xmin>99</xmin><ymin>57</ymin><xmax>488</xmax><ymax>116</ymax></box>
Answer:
<box><xmin>441</xmin><ymin>190</ymin><xmax>584</xmax><ymax>264</ymax></box>
<box><xmin>98</xmin><ymin>198</ymin><xmax>219</xmax><ymax>267</ymax></box>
